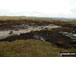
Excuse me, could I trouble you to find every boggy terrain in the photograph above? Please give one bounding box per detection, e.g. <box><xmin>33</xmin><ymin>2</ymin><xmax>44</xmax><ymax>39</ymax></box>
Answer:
<box><xmin>0</xmin><ymin>20</ymin><xmax>51</xmax><ymax>30</ymax></box>
<box><xmin>0</xmin><ymin>27</ymin><xmax>75</xmax><ymax>49</ymax></box>
<box><xmin>0</xmin><ymin>17</ymin><xmax>76</xmax><ymax>57</ymax></box>
<box><xmin>0</xmin><ymin>17</ymin><xmax>76</xmax><ymax>49</ymax></box>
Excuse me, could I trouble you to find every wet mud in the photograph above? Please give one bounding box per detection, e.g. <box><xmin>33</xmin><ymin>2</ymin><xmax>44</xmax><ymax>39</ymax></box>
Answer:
<box><xmin>0</xmin><ymin>29</ymin><xmax>75</xmax><ymax>49</ymax></box>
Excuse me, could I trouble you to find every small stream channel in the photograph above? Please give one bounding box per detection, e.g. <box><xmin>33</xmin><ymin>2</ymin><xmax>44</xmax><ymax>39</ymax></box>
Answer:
<box><xmin>0</xmin><ymin>24</ymin><xmax>60</xmax><ymax>40</ymax></box>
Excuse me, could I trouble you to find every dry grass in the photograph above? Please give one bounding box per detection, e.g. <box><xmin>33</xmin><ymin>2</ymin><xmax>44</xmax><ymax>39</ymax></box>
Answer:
<box><xmin>0</xmin><ymin>39</ymin><xmax>75</xmax><ymax>57</ymax></box>
<box><xmin>0</xmin><ymin>16</ymin><xmax>66</xmax><ymax>22</ymax></box>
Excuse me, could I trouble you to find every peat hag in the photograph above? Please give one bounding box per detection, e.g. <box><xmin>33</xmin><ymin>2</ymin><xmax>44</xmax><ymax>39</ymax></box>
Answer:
<box><xmin>0</xmin><ymin>20</ymin><xmax>76</xmax><ymax>49</ymax></box>
<box><xmin>0</xmin><ymin>29</ymin><xmax>75</xmax><ymax>49</ymax></box>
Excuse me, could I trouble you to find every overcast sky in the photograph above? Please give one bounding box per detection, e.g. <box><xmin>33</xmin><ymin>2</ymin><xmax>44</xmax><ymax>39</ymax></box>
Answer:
<box><xmin>0</xmin><ymin>0</ymin><xmax>76</xmax><ymax>18</ymax></box>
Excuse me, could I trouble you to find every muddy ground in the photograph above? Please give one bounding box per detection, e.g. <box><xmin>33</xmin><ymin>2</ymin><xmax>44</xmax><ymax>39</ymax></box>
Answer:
<box><xmin>0</xmin><ymin>20</ymin><xmax>76</xmax><ymax>49</ymax></box>
<box><xmin>0</xmin><ymin>29</ymin><xmax>75</xmax><ymax>49</ymax></box>
<box><xmin>0</xmin><ymin>20</ymin><xmax>51</xmax><ymax>30</ymax></box>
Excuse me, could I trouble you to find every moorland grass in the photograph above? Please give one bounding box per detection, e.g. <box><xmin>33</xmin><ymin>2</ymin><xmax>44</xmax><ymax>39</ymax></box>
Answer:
<box><xmin>0</xmin><ymin>39</ymin><xmax>75</xmax><ymax>57</ymax></box>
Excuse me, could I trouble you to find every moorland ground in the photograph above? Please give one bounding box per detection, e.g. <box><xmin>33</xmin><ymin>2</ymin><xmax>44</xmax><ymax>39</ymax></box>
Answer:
<box><xmin>0</xmin><ymin>16</ymin><xmax>76</xmax><ymax>57</ymax></box>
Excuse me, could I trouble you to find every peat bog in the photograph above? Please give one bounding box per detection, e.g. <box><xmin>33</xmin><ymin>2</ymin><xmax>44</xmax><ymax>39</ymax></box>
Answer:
<box><xmin>0</xmin><ymin>19</ymin><xmax>76</xmax><ymax>49</ymax></box>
